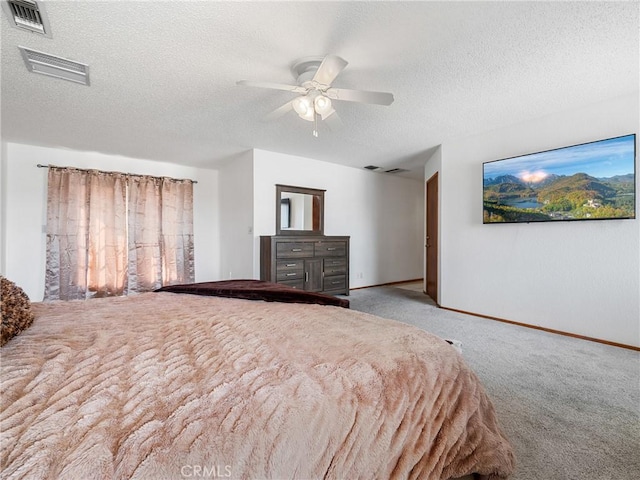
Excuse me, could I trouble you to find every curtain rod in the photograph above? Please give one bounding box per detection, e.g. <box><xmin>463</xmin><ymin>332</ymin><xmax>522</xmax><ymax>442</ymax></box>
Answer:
<box><xmin>36</xmin><ymin>164</ymin><xmax>198</xmax><ymax>184</ymax></box>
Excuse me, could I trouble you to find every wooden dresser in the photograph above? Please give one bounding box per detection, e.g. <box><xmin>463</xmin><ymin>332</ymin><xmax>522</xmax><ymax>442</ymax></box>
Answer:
<box><xmin>260</xmin><ymin>235</ymin><xmax>350</xmax><ymax>296</ymax></box>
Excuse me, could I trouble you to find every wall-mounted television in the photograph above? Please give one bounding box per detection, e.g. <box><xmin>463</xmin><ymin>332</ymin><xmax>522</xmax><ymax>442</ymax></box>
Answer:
<box><xmin>483</xmin><ymin>134</ymin><xmax>636</xmax><ymax>224</ymax></box>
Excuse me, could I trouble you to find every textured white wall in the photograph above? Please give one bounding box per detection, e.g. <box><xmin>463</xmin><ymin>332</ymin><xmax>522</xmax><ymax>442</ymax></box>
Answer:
<box><xmin>252</xmin><ymin>150</ymin><xmax>424</xmax><ymax>289</ymax></box>
<box><xmin>2</xmin><ymin>143</ymin><xmax>219</xmax><ymax>300</ymax></box>
<box><xmin>437</xmin><ymin>93</ymin><xmax>640</xmax><ymax>347</ymax></box>
<box><xmin>0</xmin><ymin>142</ymin><xmax>7</xmax><ymax>275</ymax></box>
<box><xmin>217</xmin><ymin>152</ymin><xmax>255</xmax><ymax>279</ymax></box>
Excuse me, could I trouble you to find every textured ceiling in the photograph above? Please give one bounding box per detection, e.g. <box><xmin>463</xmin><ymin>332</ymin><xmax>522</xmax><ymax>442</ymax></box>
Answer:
<box><xmin>1</xmin><ymin>1</ymin><xmax>638</xmax><ymax>178</ymax></box>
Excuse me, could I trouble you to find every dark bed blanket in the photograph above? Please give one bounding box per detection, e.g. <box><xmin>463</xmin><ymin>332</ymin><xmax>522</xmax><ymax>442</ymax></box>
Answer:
<box><xmin>155</xmin><ymin>279</ymin><xmax>350</xmax><ymax>308</ymax></box>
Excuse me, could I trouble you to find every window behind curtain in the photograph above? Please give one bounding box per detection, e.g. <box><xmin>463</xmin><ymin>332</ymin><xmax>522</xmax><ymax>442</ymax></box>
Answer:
<box><xmin>44</xmin><ymin>167</ymin><xmax>194</xmax><ymax>301</ymax></box>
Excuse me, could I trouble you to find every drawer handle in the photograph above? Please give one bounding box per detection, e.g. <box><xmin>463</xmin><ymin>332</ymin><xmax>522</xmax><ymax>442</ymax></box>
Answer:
<box><xmin>327</xmin><ymin>247</ymin><xmax>337</xmax><ymax>251</ymax></box>
<box><xmin>331</xmin><ymin>281</ymin><xmax>341</xmax><ymax>285</ymax></box>
<box><xmin>286</xmin><ymin>273</ymin><xmax>297</xmax><ymax>277</ymax></box>
<box><xmin>286</xmin><ymin>263</ymin><xmax>297</xmax><ymax>267</ymax></box>
<box><xmin>291</xmin><ymin>248</ymin><xmax>302</xmax><ymax>252</ymax></box>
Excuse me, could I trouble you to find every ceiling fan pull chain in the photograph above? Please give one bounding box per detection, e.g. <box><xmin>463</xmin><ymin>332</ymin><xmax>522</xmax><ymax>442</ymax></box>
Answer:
<box><xmin>313</xmin><ymin>110</ymin><xmax>319</xmax><ymax>138</ymax></box>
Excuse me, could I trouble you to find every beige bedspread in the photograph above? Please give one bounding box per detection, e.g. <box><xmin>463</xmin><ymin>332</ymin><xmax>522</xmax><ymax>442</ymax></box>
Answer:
<box><xmin>1</xmin><ymin>292</ymin><xmax>514</xmax><ymax>479</ymax></box>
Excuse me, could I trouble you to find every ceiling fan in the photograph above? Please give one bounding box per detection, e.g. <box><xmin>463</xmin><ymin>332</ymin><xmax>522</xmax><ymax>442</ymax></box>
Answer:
<box><xmin>237</xmin><ymin>55</ymin><xmax>394</xmax><ymax>137</ymax></box>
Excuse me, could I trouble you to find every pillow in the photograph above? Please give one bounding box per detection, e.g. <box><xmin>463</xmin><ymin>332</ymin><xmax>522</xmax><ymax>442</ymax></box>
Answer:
<box><xmin>1</xmin><ymin>276</ymin><xmax>35</xmax><ymax>346</ymax></box>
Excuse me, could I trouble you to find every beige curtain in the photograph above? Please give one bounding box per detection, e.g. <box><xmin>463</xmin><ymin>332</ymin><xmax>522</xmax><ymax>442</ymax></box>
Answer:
<box><xmin>45</xmin><ymin>168</ymin><xmax>194</xmax><ymax>300</ymax></box>
<box><xmin>45</xmin><ymin>168</ymin><xmax>127</xmax><ymax>300</ymax></box>
<box><xmin>127</xmin><ymin>176</ymin><xmax>163</xmax><ymax>292</ymax></box>
<box><xmin>127</xmin><ymin>175</ymin><xmax>195</xmax><ymax>293</ymax></box>
<box><xmin>161</xmin><ymin>178</ymin><xmax>195</xmax><ymax>285</ymax></box>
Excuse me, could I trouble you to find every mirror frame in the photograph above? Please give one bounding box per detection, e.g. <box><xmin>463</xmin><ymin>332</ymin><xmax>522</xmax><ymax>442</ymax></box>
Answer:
<box><xmin>275</xmin><ymin>184</ymin><xmax>325</xmax><ymax>236</ymax></box>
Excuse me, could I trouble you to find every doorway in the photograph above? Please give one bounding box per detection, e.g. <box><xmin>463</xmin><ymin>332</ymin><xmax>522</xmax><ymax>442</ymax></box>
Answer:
<box><xmin>425</xmin><ymin>172</ymin><xmax>438</xmax><ymax>303</ymax></box>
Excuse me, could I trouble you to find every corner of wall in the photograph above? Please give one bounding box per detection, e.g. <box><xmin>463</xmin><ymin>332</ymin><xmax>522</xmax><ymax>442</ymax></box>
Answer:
<box><xmin>0</xmin><ymin>141</ymin><xmax>7</xmax><ymax>275</ymax></box>
<box><xmin>216</xmin><ymin>150</ymin><xmax>256</xmax><ymax>279</ymax></box>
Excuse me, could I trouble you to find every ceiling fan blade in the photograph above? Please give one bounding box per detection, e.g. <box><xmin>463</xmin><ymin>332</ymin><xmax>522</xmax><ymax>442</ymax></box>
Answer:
<box><xmin>312</xmin><ymin>55</ymin><xmax>348</xmax><ymax>86</ymax></box>
<box><xmin>237</xmin><ymin>80</ymin><xmax>307</xmax><ymax>94</ymax></box>
<box><xmin>325</xmin><ymin>87</ymin><xmax>394</xmax><ymax>106</ymax></box>
<box><xmin>322</xmin><ymin>108</ymin><xmax>343</xmax><ymax>131</ymax></box>
<box><xmin>263</xmin><ymin>101</ymin><xmax>293</xmax><ymax>121</ymax></box>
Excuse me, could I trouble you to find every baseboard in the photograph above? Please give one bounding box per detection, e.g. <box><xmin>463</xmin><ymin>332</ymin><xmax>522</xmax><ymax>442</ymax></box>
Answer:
<box><xmin>351</xmin><ymin>282</ymin><xmax>638</xmax><ymax>351</ymax></box>
<box><xmin>350</xmin><ymin>278</ymin><xmax>423</xmax><ymax>291</ymax></box>
<box><xmin>440</xmin><ymin>306</ymin><xmax>640</xmax><ymax>352</ymax></box>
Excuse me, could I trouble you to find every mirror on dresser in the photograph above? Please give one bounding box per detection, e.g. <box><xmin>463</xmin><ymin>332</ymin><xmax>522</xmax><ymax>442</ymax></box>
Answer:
<box><xmin>262</xmin><ymin>184</ymin><xmax>350</xmax><ymax>295</ymax></box>
<box><xmin>276</xmin><ymin>184</ymin><xmax>325</xmax><ymax>236</ymax></box>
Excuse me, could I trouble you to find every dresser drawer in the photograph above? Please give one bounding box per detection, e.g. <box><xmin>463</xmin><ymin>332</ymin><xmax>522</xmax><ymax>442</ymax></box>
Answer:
<box><xmin>276</xmin><ymin>259</ymin><xmax>305</xmax><ymax>271</ymax></box>
<box><xmin>323</xmin><ymin>258</ymin><xmax>346</xmax><ymax>275</ymax></box>
<box><xmin>315</xmin><ymin>241</ymin><xmax>346</xmax><ymax>257</ymax></box>
<box><xmin>276</xmin><ymin>269</ymin><xmax>304</xmax><ymax>281</ymax></box>
<box><xmin>279</xmin><ymin>279</ymin><xmax>304</xmax><ymax>290</ymax></box>
<box><xmin>323</xmin><ymin>275</ymin><xmax>346</xmax><ymax>292</ymax></box>
<box><xmin>276</xmin><ymin>242</ymin><xmax>314</xmax><ymax>258</ymax></box>
<box><xmin>276</xmin><ymin>259</ymin><xmax>305</xmax><ymax>281</ymax></box>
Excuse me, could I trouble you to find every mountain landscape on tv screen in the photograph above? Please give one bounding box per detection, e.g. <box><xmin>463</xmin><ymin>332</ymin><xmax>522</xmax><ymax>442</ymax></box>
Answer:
<box><xmin>483</xmin><ymin>172</ymin><xmax>635</xmax><ymax>223</ymax></box>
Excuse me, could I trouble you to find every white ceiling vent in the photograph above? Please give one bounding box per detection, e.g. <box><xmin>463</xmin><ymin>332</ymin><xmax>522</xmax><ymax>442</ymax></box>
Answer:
<box><xmin>19</xmin><ymin>47</ymin><xmax>90</xmax><ymax>86</ymax></box>
<box><xmin>364</xmin><ymin>165</ymin><xmax>409</xmax><ymax>175</ymax></box>
<box><xmin>2</xmin><ymin>0</ymin><xmax>52</xmax><ymax>37</ymax></box>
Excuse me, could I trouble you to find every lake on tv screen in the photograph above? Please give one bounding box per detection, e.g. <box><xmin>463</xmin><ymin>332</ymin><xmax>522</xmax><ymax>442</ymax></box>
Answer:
<box><xmin>482</xmin><ymin>134</ymin><xmax>636</xmax><ymax>223</ymax></box>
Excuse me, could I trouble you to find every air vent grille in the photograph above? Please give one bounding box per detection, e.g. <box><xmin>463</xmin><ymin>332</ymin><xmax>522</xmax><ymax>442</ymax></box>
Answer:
<box><xmin>19</xmin><ymin>47</ymin><xmax>90</xmax><ymax>85</ymax></box>
<box><xmin>2</xmin><ymin>0</ymin><xmax>51</xmax><ymax>37</ymax></box>
<box><xmin>364</xmin><ymin>165</ymin><xmax>411</xmax><ymax>175</ymax></box>
<box><xmin>26</xmin><ymin>50</ymin><xmax>87</xmax><ymax>74</ymax></box>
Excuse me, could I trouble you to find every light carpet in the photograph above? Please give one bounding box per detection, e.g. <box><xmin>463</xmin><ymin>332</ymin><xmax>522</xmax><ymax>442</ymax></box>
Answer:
<box><xmin>347</xmin><ymin>284</ymin><xmax>640</xmax><ymax>480</ymax></box>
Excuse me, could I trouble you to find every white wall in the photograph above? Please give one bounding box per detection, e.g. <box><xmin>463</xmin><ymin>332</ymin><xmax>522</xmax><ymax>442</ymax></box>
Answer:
<box><xmin>217</xmin><ymin>151</ymin><xmax>255</xmax><ymax>279</ymax></box>
<box><xmin>1</xmin><ymin>143</ymin><xmax>424</xmax><ymax>299</ymax></box>
<box><xmin>253</xmin><ymin>150</ymin><xmax>424</xmax><ymax>288</ymax></box>
<box><xmin>437</xmin><ymin>93</ymin><xmax>640</xmax><ymax>347</ymax></box>
<box><xmin>0</xmin><ymin>141</ymin><xmax>7</xmax><ymax>274</ymax></box>
<box><xmin>2</xmin><ymin>143</ymin><xmax>219</xmax><ymax>300</ymax></box>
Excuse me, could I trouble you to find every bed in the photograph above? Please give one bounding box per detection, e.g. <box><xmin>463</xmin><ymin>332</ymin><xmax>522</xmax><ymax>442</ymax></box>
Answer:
<box><xmin>1</xmin><ymin>281</ymin><xmax>514</xmax><ymax>479</ymax></box>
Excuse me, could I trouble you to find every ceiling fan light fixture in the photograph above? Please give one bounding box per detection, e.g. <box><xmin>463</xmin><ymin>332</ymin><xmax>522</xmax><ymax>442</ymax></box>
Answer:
<box><xmin>292</xmin><ymin>95</ymin><xmax>315</xmax><ymax>121</ymax></box>
<box><xmin>292</xmin><ymin>95</ymin><xmax>310</xmax><ymax>113</ymax></box>
<box><xmin>299</xmin><ymin>109</ymin><xmax>315</xmax><ymax>122</ymax></box>
<box><xmin>314</xmin><ymin>95</ymin><xmax>332</xmax><ymax>115</ymax></box>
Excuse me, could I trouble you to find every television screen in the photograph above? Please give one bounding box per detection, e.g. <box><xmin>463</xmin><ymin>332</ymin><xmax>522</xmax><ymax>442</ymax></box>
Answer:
<box><xmin>483</xmin><ymin>134</ymin><xmax>636</xmax><ymax>224</ymax></box>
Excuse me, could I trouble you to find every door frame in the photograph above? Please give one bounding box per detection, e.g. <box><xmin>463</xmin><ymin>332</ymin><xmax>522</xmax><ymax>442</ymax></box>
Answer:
<box><xmin>425</xmin><ymin>172</ymin><xmax>439</xmax><ymax>304</ymax></box>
